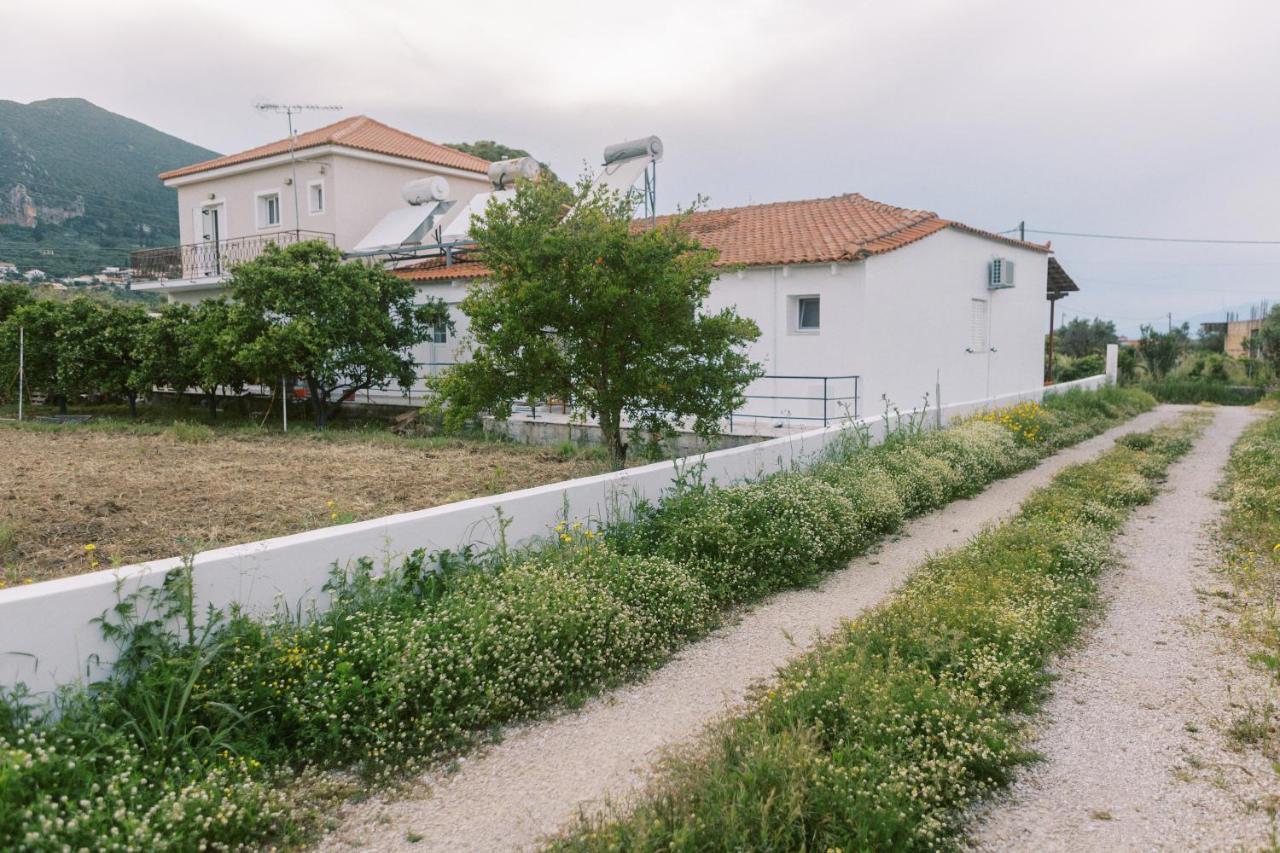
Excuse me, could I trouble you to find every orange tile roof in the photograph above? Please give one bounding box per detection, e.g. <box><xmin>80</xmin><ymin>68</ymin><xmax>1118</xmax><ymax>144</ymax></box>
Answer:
<box><xmin>159</xmin><ymin>115</ymin><xmax>491</xmax><ymax>180</ymax></box>
<box><xmin>652</xmin><ymin>193</ymin><xmax>1048</xmax><ymax>265</ymax></box>
<box><xmin>393</xmin><ymin>193</ymin><xmax>1048</xmax><ymax>281</ymax></box>
<box><xmin>395</xmin><ymin>258</ymin><xmax>490</xmax><ymax>281</ymax></box>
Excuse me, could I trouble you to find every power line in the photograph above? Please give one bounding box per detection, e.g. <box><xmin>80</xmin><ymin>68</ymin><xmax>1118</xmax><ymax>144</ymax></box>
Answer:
<box><xmin>1022</xmin><ymin>227</ymin><xmax>1280</xmax><ymax>246</ymax></box>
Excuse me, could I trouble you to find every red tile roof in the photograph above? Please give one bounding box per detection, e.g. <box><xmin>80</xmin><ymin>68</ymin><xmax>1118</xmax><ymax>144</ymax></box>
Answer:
<box><xmin>652</xmin><ymin>193</ymin><xmax>1048</xmax><ymax>265</ymax></box>
<box><xmin>395</xmin><ymin>258</ymin><xmax>491</xmax><ymax>281</ymax></box>
<box><xmin>394</xmin><ymin>193</ymin><xmax>1048</xmax><ymax>281</ymax></box>
<box><xmin>159</xmin><ymin>116</ymin><xmax>491</xmax><ymax>180</ymax></box>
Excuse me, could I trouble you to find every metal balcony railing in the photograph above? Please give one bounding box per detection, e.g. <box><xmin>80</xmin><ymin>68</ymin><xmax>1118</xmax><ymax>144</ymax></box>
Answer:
<box><xmin>130</xmin><ymin>230</ymin><xmax>336</xmax><ymax>281</ymax></box>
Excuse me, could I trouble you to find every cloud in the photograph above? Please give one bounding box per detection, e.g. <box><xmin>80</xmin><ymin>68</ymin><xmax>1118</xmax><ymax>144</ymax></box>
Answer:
<box><xmin>4</xmin><ymin>0</ymin><xmax>1280</xmax><ymax>332</ymax></box>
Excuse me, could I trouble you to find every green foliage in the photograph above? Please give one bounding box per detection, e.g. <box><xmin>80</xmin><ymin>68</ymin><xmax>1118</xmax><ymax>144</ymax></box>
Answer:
<box><xmin>1054</xmin><ymin>316</ymin><xmax>1117</xmax><ymax>358</ymax></box>
<box><xmin>1054</xmin><ymin>351</ymin><xmax>1104</xmax><ymax>382</ymax></box>
<box><xmin>0</xmin><ymin>387</ymin><xmax>1156</xmax><ymax>848</ymax></box>
<box><xmin>555</xmin><ymin>415</ymin><xmax>1205</xmax><ymax>852</ymax></box>
<box><xmin>59</xmin><ymin>300</ymin><xmax>152</xmax><ymax>415</ymax></box>
<box><xmin>0</xmin><ymin>98</ymin><xmax>219</xmax><ymax>277</ymax></box>
<box><xmin>1259</xmin><ymin>305</ymin><xmax>1280</xmax><ymax>377</ymax></box>
<box><xmin>1137</xmin><ymin>322</ymin><xmax>1190</xmax><ymax>379</ymax></box>
<box><xmin>229</xmin><ymin>240</ymin><xmax>449</xmax><ymax>427</ymax></box>
<box><xmin>431</xmin><ymin>178</ymin><xmax>763</xmax><ymax>469</ymax></box>
<box><xmin>1140</xmin><ymin>377</ymin><xmax>1264</xmax><ymax>405</ymax></box>
<box><xmin>0</xmin><ymin>283</ymin><xmax>32</xmax><ymax>324</ymax></box>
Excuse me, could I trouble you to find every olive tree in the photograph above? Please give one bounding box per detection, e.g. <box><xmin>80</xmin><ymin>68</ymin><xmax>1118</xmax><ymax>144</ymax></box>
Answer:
<box><xmin>230</xmin><ymin>240</ymin><xmax>448</xmax><ymax>428</ymax></box>
<box><xmin>431</xmin><ymin>178</ymin><xmax>762</xmax><ymax>470</ymax></box>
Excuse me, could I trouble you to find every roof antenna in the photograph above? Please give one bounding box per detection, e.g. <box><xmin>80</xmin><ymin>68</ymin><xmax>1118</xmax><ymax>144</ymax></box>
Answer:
<box><xmin>254</xmin><ymin>102</ymin><xmax>344</xmax><ymax>238</ymax></box>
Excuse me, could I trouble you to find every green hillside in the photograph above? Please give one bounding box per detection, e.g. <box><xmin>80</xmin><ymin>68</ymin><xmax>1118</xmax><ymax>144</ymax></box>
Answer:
<box><xmin>0</xmin><ymin>98</ymin><xmax>218</xmax><ymax>278</ymax></box>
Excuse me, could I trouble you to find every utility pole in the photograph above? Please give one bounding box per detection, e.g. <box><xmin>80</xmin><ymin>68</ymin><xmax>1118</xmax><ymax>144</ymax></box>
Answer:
<box><xmin>253</xmin><ymin>103</ymin><xmax>343</xmax><ymax>238</ymax></box>
<box><xmin>1168</xmin><ymin>312</ymin><xmax>1172</xmax><ymax>333</ymax></box>
<box><xmin>16</xmin><ymin>326</ymin><xmax>23</xmax><ymax>422</ymax></box>
<box><xmin>1019</xmin><ymin>220</ymin><xmax>1025</xmax><ymax>242</ymax></box>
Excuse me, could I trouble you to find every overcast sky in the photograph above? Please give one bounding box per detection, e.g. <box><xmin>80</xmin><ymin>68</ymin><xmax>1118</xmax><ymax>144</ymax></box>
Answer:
<box><xmin>5</xmin><ymin>0</ymin><xmax>1280</xmax><ymax>334</ymax></box>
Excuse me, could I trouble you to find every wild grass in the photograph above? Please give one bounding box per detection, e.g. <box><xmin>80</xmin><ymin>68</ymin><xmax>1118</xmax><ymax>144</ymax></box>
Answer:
<box><xmin>1216</xmin><ymin>410</ymin><xmax>1280</xmax><ymax>759</ymax></box>
<box><xmin>551</xmin><ymin>413</ymin><xmax>1205</xmax><ymax>852</ymax></box>
<box><xmin>0</xmin><ymin>386</ymin><xmax>1156</xmax><ymax>849</ymax></box>
<box><xmin>1140</xmin><ymin>377</ymin><xmax>1265</xmax><ymax>406</ymax></box>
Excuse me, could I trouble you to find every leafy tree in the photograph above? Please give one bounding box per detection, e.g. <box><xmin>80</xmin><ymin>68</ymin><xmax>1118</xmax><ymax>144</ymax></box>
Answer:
<box><xmin>1259</xmin><ymin>305</ymin><xmax>1280</xmax><ymax>377</ymax></box>
<box><xmin>186</xmin><ymin>299</ymin><xmax>255</xmax><ymax>420</ymax></box>
<box><xmin>1055</xmin><ymin>317</ymin><xmax>1117</xmax><ymax>358</ymax></box>
<box><xmin>447</xmin><ymin>140</ymin><xmax>562</xmax><ymax>185</ymax></box>
<box><xmin>431</xmin><ymin>178</ymin><xmax>763</xmax><ymax>470</ymax></box>
<box><xmin>1137</xmin><ymin>323</ymin><xmax>1189</xmax><ymax>379</ymax></box>
<box><xmin>0</xmin><ymin>282</ymin><xmax>33</xmax><ymax>324</ymax></box>
<box><xmin>142</xmin><ymin>303</ymin><xmax>200</xmax><ymax>405</ymax></box>
<box><xmin>59</xmin><ymin>301</ymin><xmax>153</xmax><ymax>416</ymax></box>
<box><xmin>0</xmin><ymin>299</ymin><xmax>71</xmax><ymax>411</ymax></box>
<box><xmin>447</xmin><ymin>140</ymin><xmax>533</xmax><ymax>162</ymax></box>
<box><xmin>230</xmin><ymin>240</ymin><xmax>447</xmax><ymax>428</ymax></box>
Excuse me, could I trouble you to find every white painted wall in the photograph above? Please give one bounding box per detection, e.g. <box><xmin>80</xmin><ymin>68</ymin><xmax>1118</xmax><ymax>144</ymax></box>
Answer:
<box><xmin>699</xmin><ymin>229</ymin><xmax>1049</xmax><ymax>425</ymax></box>
<box><xmin>0</xmin><ymin>374</ymin><xmax>1110</xmax><ymax>697</ymax></box>
<box><xmin>170</xmin><ymin>152</ymin><xmax>489</xmax><ymax>252</ymax></box>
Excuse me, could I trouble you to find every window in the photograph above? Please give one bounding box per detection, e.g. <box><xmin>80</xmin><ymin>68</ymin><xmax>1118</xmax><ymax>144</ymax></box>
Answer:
<box><xmin>796</xmin><ymin>296</ymin><xmax>820</xmax><ymax>331</ymax></box>
<box><xmin>970</xmin><ymin>298</ymin><xmax>988</xmax><ymax>352</ymax></box>
<box><xmin>256</xmin><ymin>192</ymin><xmax>281</xmax><ymax>228</ymax></box>
<box><xmin>430</xmin><ymin>320</ymin><xmax>448</xmax><ymax>344</ymax></box>
<box><xmin>308</xmin><ymin>180</ymin><xmax>325</xmax><ymax>215</ymax></box>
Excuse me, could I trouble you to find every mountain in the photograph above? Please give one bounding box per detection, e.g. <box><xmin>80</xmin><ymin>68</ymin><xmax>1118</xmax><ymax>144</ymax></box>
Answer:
<box><xmin>0</xmin><ymin>98</ymin><xmax>219</xmax><ymax>278</ymax></box>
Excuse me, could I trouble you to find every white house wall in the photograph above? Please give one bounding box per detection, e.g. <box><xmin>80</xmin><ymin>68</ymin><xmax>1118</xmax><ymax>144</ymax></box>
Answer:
<box><xmin>704</xmin><ymin>263</ymin><xmax>866</xmax><ymax>427</ymax></box>
<box><xmin>857</xmin><ymin>229</ymin><xmax>1047</xmax><ymax>411</ymax></box>
<box><xmin>173</xmin><ymin>155</ymin><xmax>339</xmax><ymax>246</ymax></box>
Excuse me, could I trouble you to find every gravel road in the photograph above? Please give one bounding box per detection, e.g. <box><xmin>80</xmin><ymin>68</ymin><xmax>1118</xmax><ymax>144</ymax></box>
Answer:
<box><xmin>971</xmin><ymin>405</ymin><xmax>1277</xmax><ymax>851</ymax></box>
<box><xmin>320</xmin><ymin>407</ymin><xmax>1181</xmax><ymax>852</ymax></box>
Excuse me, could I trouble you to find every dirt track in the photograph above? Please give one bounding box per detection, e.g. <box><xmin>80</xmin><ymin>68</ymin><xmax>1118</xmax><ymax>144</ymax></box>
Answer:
<box><xmin>320</xmin><ymin>408</ymin><xmax>1182</xmax><ymax>853</ymax></box>
<box><xmin>972</xmin><ymin>405</ymin><xmax>1277</xmax><ymax>851</ymax></box>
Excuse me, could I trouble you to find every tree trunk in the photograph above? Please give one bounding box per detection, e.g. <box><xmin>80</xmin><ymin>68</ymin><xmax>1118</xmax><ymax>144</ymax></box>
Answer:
<box><xmin>601</xmin><ymin>408</ymin><xmax>627</xmax><ymax>471</ymax></box>
<box><xmin>127</xmin><ymin>390</ymin><xmax>138</xmax><ymax>418</ymax></box>
<box><xmin>206</xmin><ymin>390</ymin><xmax>218</xmax><ymax>422</ymax></box>
<box><xmin>57</xmin><ymin>395</ymin><xmax>68</xmax><ymax>415</ymax></box>
<box><xmin>309</xmin><ymin>379</ymin><xmax>328</xmax><ymax>429</ymax></box>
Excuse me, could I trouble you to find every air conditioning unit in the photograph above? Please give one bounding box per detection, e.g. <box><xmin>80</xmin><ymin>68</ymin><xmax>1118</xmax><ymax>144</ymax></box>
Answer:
<box><xmin>988</xmin><ymin>257</ymin><xmax>1015</xmax><ymax>289</ymax></box>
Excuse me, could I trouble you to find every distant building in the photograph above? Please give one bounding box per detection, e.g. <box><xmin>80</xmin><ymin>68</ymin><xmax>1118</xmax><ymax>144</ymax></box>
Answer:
<box><xmin>0</xmin><ymin>261</ymin><xmax>17</xmax><ymax>276</ymax></box>
<box><xmin>22</xmin><ymin>269</ymin><xmax>46</xmax><ymax>281</ymax></box>
<box><xmin>1201</xmin><ymin>319</ymin><xmax>1264</xmax><ymax>358</ymax></box>
<box><xmin>131</xmin><ymin>115</ymin><xmax>492</xmax><ymax>304</ymax></box>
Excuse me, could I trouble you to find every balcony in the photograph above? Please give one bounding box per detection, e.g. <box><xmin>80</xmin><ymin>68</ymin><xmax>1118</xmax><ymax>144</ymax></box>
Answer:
<box><xmin>130</xmin><ymin>230</ymin><xmax>335</xmax><ymax>283</ymax></box>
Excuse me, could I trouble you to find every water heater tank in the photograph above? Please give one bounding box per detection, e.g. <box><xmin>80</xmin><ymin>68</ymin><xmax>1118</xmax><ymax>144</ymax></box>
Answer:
<box><xmin>602</xmin><ymin>135</ymin><xmax>663</xmax><ymax>165</ymax></box>
<box><xmin>487</xmin><ymin>156</ymin><xmax>541</xmax><ymax>188</ymax></box>
<box><xmin>401</xmin><ymin>175</ymin><xmax>451</xmax><ymax>206</ymax></box>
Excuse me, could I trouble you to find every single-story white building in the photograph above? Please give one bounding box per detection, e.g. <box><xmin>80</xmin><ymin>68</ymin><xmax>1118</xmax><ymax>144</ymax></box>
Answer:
<box><xmin>395</xmin><ymin>193</ymin><xmax>1053</xmax><ymax>427</ymax></box>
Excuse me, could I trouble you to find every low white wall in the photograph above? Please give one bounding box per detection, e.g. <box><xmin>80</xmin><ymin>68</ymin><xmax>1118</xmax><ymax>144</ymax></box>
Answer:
<box><xmin>0</xmin><ymin>376</ymin><xmax>1111</xmax><ymax>696</ymax></box>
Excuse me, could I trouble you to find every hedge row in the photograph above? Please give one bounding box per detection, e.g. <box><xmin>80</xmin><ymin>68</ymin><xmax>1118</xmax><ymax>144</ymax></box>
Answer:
<box><xmin>553</xmin><ymin>412</ymin><xmax>1204</xmax><ymax>852</ymax></box>
<box><xmin>0</xmin><ymin>386</ymin><xmax>1155</xmax><ymax>849</ymax></box>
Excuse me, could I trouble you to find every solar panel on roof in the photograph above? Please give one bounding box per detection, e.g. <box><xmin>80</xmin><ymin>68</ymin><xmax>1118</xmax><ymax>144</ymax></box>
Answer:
<box><xmin>352</xmin><ymin>202</ymin><xmax>449</xmax><ymax>253</ymax></box>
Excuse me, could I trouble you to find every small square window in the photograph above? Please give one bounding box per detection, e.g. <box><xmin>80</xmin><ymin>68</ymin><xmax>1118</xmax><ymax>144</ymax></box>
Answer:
<box><xmin>308</xmin><ymin>182</ymin><xmax>325</xmax><ymax>214</ymax></box>
<box><xmin>797</xmin><ymin>297</ymin><xmax>820</xmax><ymax>331</ymax></box>
<box><xmin>257</xmin><ymin>192</ymin><xmax>281</xmax><ymax>228</ymax></box>
<box><xmin>431</xmin><ymin>320</ymin><xmax>448</xmax><ymax>344</ymax></box>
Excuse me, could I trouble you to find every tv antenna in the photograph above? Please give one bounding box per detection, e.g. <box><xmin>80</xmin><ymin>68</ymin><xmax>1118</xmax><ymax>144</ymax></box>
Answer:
<box><xmin>254</xmin><ymin>102</ymin><xmax>344</xmax><ymax>235</ymax></box>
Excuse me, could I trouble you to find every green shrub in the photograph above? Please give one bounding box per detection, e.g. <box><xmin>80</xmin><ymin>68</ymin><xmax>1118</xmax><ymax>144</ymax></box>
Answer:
<box><xmin>627</xmin><ymin>474</ymin><xmax>862</xmax><ymax>605</ymax></box>
<box><xmin>1141</xmin><ymin>377</ymin><xmax>1263</xmax><ymax>406</ymax></box>
<box><xmin>0</xmin><ymin>387</ymin><xmax>1162</xmax><ymax>849</ymax></box>
<box><xmin>556</xmin><ymin>415</ymin><xmax>1205</xmax><ymax>852</ymax></box>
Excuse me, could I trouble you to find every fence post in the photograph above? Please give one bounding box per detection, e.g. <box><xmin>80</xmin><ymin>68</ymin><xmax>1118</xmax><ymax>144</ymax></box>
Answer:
<box><xmin>1105</xmin><ymin>343</ymin><xmax>1119</xmax><ymax>385</ymax></box>
<box><xmin>17</xmin><ymin>326</ymin><xmax>24</xmax><ymax>422</ymax></box>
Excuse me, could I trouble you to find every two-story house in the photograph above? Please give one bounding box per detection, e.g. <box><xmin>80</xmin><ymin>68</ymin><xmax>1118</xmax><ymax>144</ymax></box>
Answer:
<box><xmin>132</xmin><ymin>115</ymin><xmax>492</xmax><ymax>304</ymax></box>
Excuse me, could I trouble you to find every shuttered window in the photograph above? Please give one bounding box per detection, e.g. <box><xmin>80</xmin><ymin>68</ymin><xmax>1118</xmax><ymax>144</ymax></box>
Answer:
<box><xmin>970</xmin><ymin>298</ymin><xmax>988</xmax><ymax>352</ymax></box>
